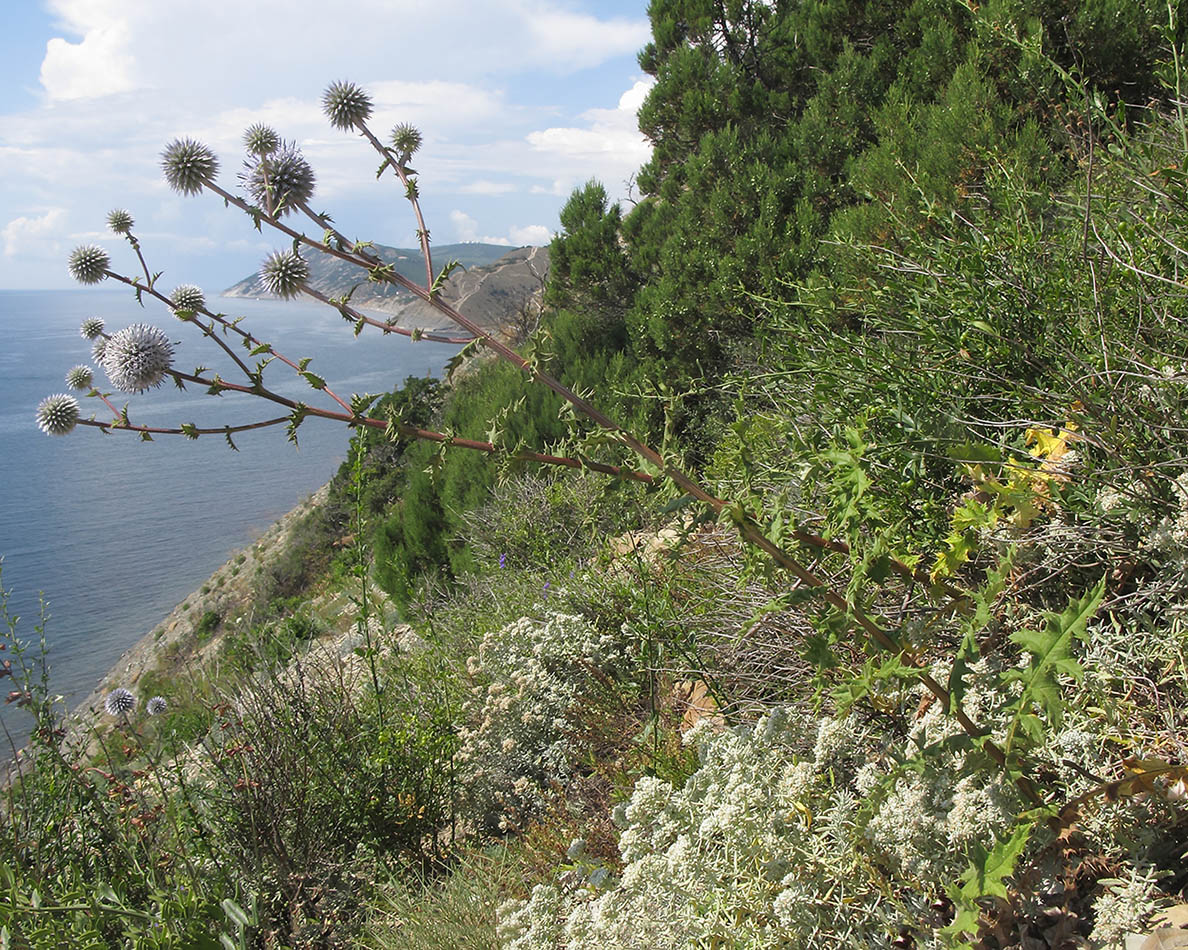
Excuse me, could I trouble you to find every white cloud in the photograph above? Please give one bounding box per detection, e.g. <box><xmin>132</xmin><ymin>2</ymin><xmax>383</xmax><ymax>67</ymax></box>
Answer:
<box><xmin>3</xmin><ymin>208</ymin><xmax>67</xmax><ymax>257</ymax></box>
<box><xmin>40</xmin><ymin>0</ymin><xmax>140</xmax><ymax>100</ymax></box>
<box><xmin>520</xmin><ymin>3</ymin><xmax>652</xmax><ymax>71</ymax></box>
<box><xmin>449</xmin><ymin>210</ymin><xmax>550</xmax><ymax>247</ymax></box>
<box><xmin>460</xmin><ymin>180</ymin><xmax>518</xmax><ymax>196</ymax></box>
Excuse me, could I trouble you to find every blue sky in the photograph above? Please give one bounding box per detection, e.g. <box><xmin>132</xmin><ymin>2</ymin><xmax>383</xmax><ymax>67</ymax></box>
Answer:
<box><xmin>0</xmin><ymin>0</ymin><xmax>654</xmax><ymax>291</ymax></box>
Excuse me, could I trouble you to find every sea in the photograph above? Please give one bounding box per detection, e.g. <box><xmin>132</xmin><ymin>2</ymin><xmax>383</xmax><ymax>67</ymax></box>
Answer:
<box><xmin>0</xmin><ymin>288</ymin><xmax>458</xmax><ymax>749</ymax></box>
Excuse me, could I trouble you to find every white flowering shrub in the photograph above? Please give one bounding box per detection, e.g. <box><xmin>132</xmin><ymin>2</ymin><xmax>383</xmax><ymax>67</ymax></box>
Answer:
<box><xmin>456</xmin><ymin>610</ymin><xmax>629</xmax><ymax>831</ymax></box>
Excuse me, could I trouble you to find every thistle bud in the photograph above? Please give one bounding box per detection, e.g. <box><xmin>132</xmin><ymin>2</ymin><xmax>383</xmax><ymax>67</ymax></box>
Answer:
<box><xmin>390</xmin><ymin>123</ymin><xmax>422</xmax><ymax>160</ymax></box>
<box><xmin>103</xmin><ymin>688</ymin><xmax>136</xmax><ymax>716</ymax></box>
<box><xmin>35</xmin><ymin>394</ymin><xmax>80</xmax><ymax>436</ymax></box>
<box><xmin>102</xmin><ymin>323</ymin><xmax>174</xmax><ymax>393</ymax></box>
<box><xmin>161</xmin><ymin>138</ymin><xmax>219</xmax><ymax>195</ymax></box>
<box><xmin>260</xmin><ymin>250</ymin><xmax>309</xmax><ymax>299</ymax></box>
<box><xmin>322</xmin><ymin>80</ymin><xmax>372</xmax><ymax>131</ymax></box>
<box><xmin>106</xmin><ymin>209</ymin><xmax>135</xmax><ymax>235</ymax></box>
<box><xmin>243</xmin><ymin>123</ymin><xmax>281</xmax><ymax>157</ymax></box>
<box><xmin>80</xmin><ymin>317</ymin><xmax>105</xmax><ymax>340</ymax></box>
<box><xmin>169</xmin><ymin>284</ymin><xmax>206</xmax><ymax>314</ymax></box>
<box><xmin>67</xmin><ymin>245</ymin><xmax>110</xmax><ymax>285</ymax></box>
<box><xmin>241</xmin><ymin>145</ymin><xmax>315</xmax><ymax>216</ymax></box>
<box><xmin>65</xmin><ymin>365</ymin><xmax>94</xmax><ymax>391</ymax></box>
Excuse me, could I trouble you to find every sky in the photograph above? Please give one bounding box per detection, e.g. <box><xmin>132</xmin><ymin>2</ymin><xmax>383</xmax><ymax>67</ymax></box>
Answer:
<box><xmin>0</xmin><ymin>0</ymin><xmax>655</xmax><ymax>291</ymax></box>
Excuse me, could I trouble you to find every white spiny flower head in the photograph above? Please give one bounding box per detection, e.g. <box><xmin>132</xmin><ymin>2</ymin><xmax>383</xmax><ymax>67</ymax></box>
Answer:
<box><xmin>104</xmin><ymin>687</ymin><xmax>136</xmax><ymax>716</ymax></box>
<box><xmin>243</xmin><ymin>123</ymin><xmax>280</xmax><ymax>156</ymax></box>
<box><xmin>169</xmin><ymin>284</ymin><xmax>205</xmax><ymax>314</ymax></box>
<box><xmin>322</xmin><ymin>80</ymin><xmax>373</xmax><ymax>131</ymax></box>
<box><xmin>65</xmin><ymin>365</ymin><xmax>93</xmax><ymax>391</ymax></box>
<box><xmin>80</xmin><ymin>317</ymin><xmax>105</xmax><ymax>340</ymax></box>
<box><xmin>67</xmin><ymin>245</ymin><xmax>110</xmax><ymax>285</ymax></box>
<box><xmin>260</xmin><ymin>250</ymin><xmax>309</xmax><ymax>299</ymax></box>
<box><xmin>240</xmin><ymin>143</ymin><xmax>315</xmax><ymax>216</ymax></box>
<box><xmin>91</xmin><ymin>337</ymin><xmax>108</xmax><ymax>363</ymax></box>
<box><xmin>106</xmin><ymin>209</ymin><xmax>134</xmax><ymax>235</ymax></box>
<box><xmin>36</xmin><ymin>394</ymin><xmax>79</xmax><ymax>436</ymax></box>
<box><xmin>146</xmin><ymin>695</ymin><xmax>168</xmax><ymax>716</ymax></box>
<box><xmin>102</xmin><ymin>323</ymin><xmax>174</xmax><ymax>393</ymax></box>
<box><xmin>161</xmin><ymin>138</ymin><xmax>219</xmax><ymax>195</ymax></box>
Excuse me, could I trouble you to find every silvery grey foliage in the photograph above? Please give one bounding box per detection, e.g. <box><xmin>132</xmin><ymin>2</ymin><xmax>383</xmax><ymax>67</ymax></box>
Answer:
<box><xmin>102</xmin><ymin>323</ymin><xmax>174</xmax><ymax>393</ymax></box>
<box><xmin>161</xmin><ymin>138</ymin><xmax>219</xmax><ymax>196</ymax></box>
<box><xmin>35</xmin><ymin>394</ymin><xmax>79</xmax><ymax>436</ymax></box>
<box><xmin>67</xmin><ymin>245</ymin><xmax>110</xmax><ymax>285</ymax></box>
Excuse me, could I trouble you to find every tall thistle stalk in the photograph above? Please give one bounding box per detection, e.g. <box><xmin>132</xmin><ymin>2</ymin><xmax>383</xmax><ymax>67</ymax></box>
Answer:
<box><xmin>43</xmin><ymin>81</ymin><xmax>1048</xmax><ymax>806</ymax></box>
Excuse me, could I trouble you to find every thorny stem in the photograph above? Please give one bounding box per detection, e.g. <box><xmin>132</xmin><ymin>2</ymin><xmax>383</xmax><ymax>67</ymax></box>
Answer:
<box><xmin>356</xmin><ymin>126</ymin><xmax>434</xmax><ymax>289</ymax></box>
<box><xmin>231</xmin><ymin>134</ymin><xmax>1043</xmax><ymax>806</ymax></box>
<box><xmin>299</xmin><ymin>283</ymin><xmax>474</xmax><ymax>345</ymax></box>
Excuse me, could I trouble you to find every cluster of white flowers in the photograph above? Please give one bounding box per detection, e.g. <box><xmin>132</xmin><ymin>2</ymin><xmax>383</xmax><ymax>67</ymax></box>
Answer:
<box><xmin>456</xmin><ymin>611</ymin><xmax>627</xmax><ymax>830</ymax></box>
<box><xmin>1089</xmin><ymin>864</ymin><xmax>1163</xmax><ymax>947</ymax></box>
<box><xmin>498</xmin><ymin>708</ymin><xmax>935</xmax><ymax>949</ymax></box>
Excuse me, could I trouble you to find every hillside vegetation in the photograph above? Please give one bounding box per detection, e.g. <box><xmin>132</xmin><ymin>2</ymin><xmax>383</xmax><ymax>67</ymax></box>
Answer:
<box><xmin>5</xmin><ymin>1</ymin><xmax>1188</xmax><ymax>947</ymax></box>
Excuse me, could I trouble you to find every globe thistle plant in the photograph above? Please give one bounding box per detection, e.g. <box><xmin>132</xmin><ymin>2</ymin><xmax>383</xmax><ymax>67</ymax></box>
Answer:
<box><xmin>260</xmin><ymin>250</ymin><xmax>309</xmax><ymax>299</ymax></box>
<box><xmin>243</xmin><ymin>123</ymin><xmax>280</xmax><ymax>156</ymax></box>
<box><xmin>67</xmin><ymin>245</ymin><xmax>110</xmax><ymax>285</ymax></box>
<box><xmin>104</xmin><ymin>687</ymin><xmax>136</xmax><ymax>716</ymax></box>
<box><xmin>169</xmin><ymin>284</ymin><xmax>206</xmax><ymax>313</ymax></box>
<box><xmin>240</xmin><ymin>144</ymin><xmax>316</xmax><ymax>216</ymax></box>
<box><xmin>35</xmin><ymin>394</ymin><xmax>80</xmax><ymax>436</ymax></box>
<box><xmin>65</xmin><ymin>365</ymin><xmax>94</xmax><ymax>391</ymax></box>
<box><xmin>322</xmin><ymin>80</ymin><xmax>372</xmax><ymax>131</ymax></box>
<box><xmin>80</xmin><ymin>317</ymin><xmax>105</xmax><ymax>340</ymax></box>
<box><xmin>102</xmin><ymin>323</ymin><xmax>174</xmax><ymax>393</ymax></box>
<box><xmin>146</xmin><ymin>695</ymin><xmax>168</xmax><ymax>716</ymax></box>
<box><xmin>161</xmin><ymin>138</ymin><xmax>219</xmax><ymax>196</ymax></box>
<box><xmin>91</xmin><ymin>337</ymin><xmax>108</xmax><ymax>363</ymax></box>
<box><xmin>106</xmin><ymin>209</ymin><xmax>135</xmax><ymax>235</ymax></box>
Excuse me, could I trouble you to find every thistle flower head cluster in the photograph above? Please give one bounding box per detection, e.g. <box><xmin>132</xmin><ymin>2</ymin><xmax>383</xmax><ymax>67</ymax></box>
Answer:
<box><xmin>80</xmin><ymin>317</ymin><xmax>105</xmax><ymax>340</ymax></box>
<box><xmin>161</xmin><ymin>138</ymin><xmax>219</xmax><ymax>195</ymax></box>
<box><xmin>169</xmin><ymin>284</ymin><xmax>205</xmax><ymax>314</ymax></box>
<box><xmin>260</xmin><ymin>250</ymin><xmax>309</xmax><ymax>299</ymax></box>
<box><xmin>67</xmin><ymin>245</ymin><xmax>110</xmax><ymax>285</ymax></box>
<box><xmin>65</xmin><ymin>365</ymin><xmax>94</xmax><ymax>391</ymax></box>
<box><xmin>390</xmin><ymin>123</ymin><xmax>422</xmax><ymax>161</ymax></box>
<box><xmin>146</xmin><ymin>695</ymin><xmax>168</xmax><ymax>716</ymax></box>
<box><xmin>243</xmin><ymin>123</ymin><xmax>281</xmax><ymax>156</ymax></box>
<box><xmin>240</xmin><ymin>143</ymin><xmax>316</xmax><ymax>216</ymax></box>
<box><xmin>36</xmin><ymin>394</ymin><xmax>80</xmax><ymax>436</ymax></box>
<box><xmin>106</xmin><ymin>209</ymin><xmax>135</xmax><ymax>235</ymax></box>
<box><xmin>102</xmin><ymin>323</ymin><xmax>174</xmax><ymax>393</ymax></box>
<box><xmin>103</xmin><ymin>687</ymin><xmax>136</xmax><ymax>716</ymax></box>
<box><xmin>322</xmin><ymin>80</ymin><xmax>372</xmax><ymax>131</ymax></box>
<box><xmin>91</xmin><ymin>337</ymin><xmax>108</xmax><ymax>363</ymax></box>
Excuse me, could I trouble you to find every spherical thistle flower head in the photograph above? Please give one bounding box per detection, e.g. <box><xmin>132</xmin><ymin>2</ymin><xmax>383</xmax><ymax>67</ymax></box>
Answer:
<box><xmin>161</xmin><ymin>138</ymin><xmax>219</xmax><ymax>196</ymax></box>
<box><xmin>36</xmin><ymin>394</ymin><xmax>80</xmax><ymax>436</ymax></box>
<box><xmin>322</xmin><ymin>80</ymin><xmax>372</xmax><ymax>131</ymax></box>
<box><xmin>390</xmin><ymin>123</ymin><xmax>422</xmax><ymax>159</ymax></box>
<box><xmin>169</xmin><ymin>284</ymin><xmax>205</xmax><ymax>313</ymax></box>
<box><xmin>146</xmin><ymin>695</ymin><xmax>168</xmax><ymax>716</ymax></box>
<box><xmin>65</xmin><ymin>365</ymin><xmax>94</xmax><ymax>391</ymax></box>
<box><xmin>104</xmin><ymin>687</ymin><xmax>136</xmax><ymax>716</ymax></box>
<box><xmin>80</xmin><ymin>317</ymin><xmax>105</xmax><ymax>340</ymax></box>
<box><xmin>106</xmin><ymin>209</ymin><xmax>135</xmax><ymax>235</ymax></box>
<box><xmin>102</xmin><ymin>323</ymin><xmax>174</xmax><ymax>393</ymax></box>
<box><xmin>240</xmin><ymin>144</ymin><xmax>315</xmax><ymax>216</ymax></box>
<box><xmin>243</xmin><ymin>122</ymin><xmax>280</xmax><ymax>157</ymax></box>
<box><xmin>260</xmin><ymin>249</ymin><xmax>309</xmax><ymax>299</ymax></box>
<box><xmin>67</xmin><ymin>245</ymin><xmax>110</xmax><ymax>285</ymax></box>
<box><xmin>91</xmin><ymin>337</ymin><xmax>108</xmax><ymax>363</ymax></box>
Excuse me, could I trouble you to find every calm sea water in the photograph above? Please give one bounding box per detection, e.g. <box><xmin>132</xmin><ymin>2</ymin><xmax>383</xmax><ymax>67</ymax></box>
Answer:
<box><xmin>0</xmin><ymin>289</ymin><xmax>456</xmax><ymax>745</ymax></box>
